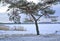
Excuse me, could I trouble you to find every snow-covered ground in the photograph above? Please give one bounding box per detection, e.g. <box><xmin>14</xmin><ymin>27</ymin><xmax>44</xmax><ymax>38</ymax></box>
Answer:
<box><xmin>0</xmin><ymin>24</ymin><xmax>60</xmax><ymax>35</ymax></box>
<box><xmin>4</xmin><ymin>24</ymin><xmax>60</xmax><ymax>34</ymax></box>
<box><xmin>0</xmin><ymin>34</ymin><xmax>60</xmax><ymax>41</ymax></box>
<box><xmin>0</xmin><ymin>24</ymin><xmax>60</xmax><ymax>41</ymax></box>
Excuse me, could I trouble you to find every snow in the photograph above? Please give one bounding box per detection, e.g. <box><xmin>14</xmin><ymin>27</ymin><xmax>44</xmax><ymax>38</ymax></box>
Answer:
<box><xmin>0</xmin><ymin>24</ymin><xmax>60</xmax><ymax>35</ymax></box>
<box><xmin>0</xmin><ymin>34</ymin><xmax>60</xmax><ymax>41</ymax></box>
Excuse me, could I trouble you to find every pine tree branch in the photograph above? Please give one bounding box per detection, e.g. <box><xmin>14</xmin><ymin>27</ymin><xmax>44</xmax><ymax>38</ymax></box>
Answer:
<box><xmin>37</xmin><ymin>15</ymin><xmax>43</xmax><ymax>21</ymax></box>
<box><xmin>30</xmin><ymin>14</ymin><xmax>36</xmax><ymax>21</ymax></box>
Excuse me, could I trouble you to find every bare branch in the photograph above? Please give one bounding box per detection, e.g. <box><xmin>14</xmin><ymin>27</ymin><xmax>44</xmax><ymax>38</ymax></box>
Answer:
<box><xmin>37</xmin><ymin>15</ymin><xmax>43</xmax><ymax>21</ymax></box>
<box><xmin>30</xmin><ymin>14</ymin><xmax>36</xmax><ymax>21</ymax></box>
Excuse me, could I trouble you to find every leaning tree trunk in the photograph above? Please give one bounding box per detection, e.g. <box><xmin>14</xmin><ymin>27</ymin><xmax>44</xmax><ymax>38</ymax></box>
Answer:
<box><xmin>35</xmin><ymin>20</ymin><xmax>40</xmax><ymax>35</ymax></box>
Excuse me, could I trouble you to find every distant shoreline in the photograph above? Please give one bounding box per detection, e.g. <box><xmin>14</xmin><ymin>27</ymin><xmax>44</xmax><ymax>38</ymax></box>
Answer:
<box><xmin>0</xmin><ymin>22</ymin><xmax>60</xmax><ymax>24</ymax></box>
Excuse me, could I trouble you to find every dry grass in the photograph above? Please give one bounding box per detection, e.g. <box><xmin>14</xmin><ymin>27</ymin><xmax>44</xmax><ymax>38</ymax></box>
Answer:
<box><xmin>0</xmin><ymin>26</ymin><xmax>9</xmax><ymax>30</ymax></box>
<box><xmin>13</xmin><ymin>26</ymin><xmax>26</xmax><ymax>31</ymax></box>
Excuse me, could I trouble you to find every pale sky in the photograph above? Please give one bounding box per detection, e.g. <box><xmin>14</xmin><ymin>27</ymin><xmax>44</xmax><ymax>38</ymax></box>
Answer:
<box><xmin>0</xmin><ymin>6</ymin><xmax>8</xmax><ymax>13</ymax></box>
<box><xmin>27</xmin><ymin>0</ymin><xmax>39</xmax><ymax>4</ymax></box>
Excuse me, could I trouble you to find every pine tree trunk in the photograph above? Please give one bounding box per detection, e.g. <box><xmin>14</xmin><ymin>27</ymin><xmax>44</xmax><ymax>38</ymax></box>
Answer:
<box><xmin>30</xmin><ymin>14</ymin><xmax>40</xmax><ymax>35</ymax></box>
<box><xmin>35</xmin><ymin>20</ymin><xmax>40</xmax><ymax>35</ymax></box>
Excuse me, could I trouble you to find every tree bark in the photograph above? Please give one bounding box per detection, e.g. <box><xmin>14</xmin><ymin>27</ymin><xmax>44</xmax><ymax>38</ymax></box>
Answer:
<box><xmin>30</xmin><ymin>14</ymin><xmax>40</xmax><ymax>35</ymax></box>
<box><xmin>35</xmin><ymin>20</ymin><xmax>40</xmax><ymax>35</ymax></box>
